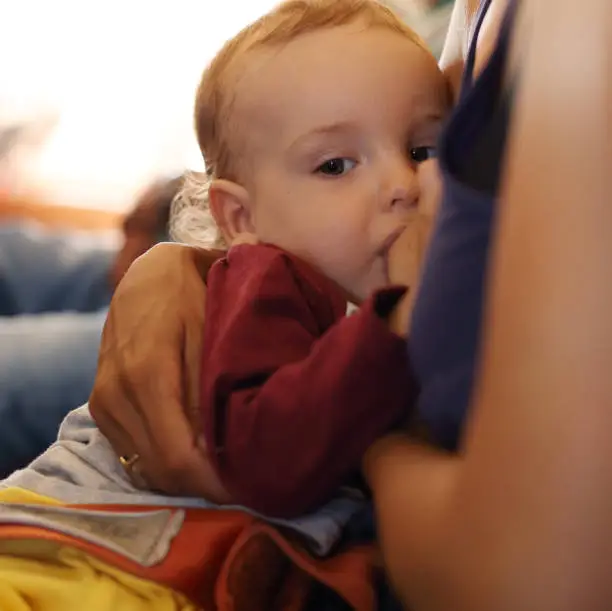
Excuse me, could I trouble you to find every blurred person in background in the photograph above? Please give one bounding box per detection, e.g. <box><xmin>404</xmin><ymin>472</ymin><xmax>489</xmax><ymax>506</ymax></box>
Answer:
<box><xmin>0</xmin><ymin>176</ymin><xmax>181</xmax><ymax>477</ymax></box>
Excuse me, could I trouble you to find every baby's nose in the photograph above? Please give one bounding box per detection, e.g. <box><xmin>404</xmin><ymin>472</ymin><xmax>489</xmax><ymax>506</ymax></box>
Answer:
<box><xmin>387</xmin><ymin>166</ymin><xmax>420</xmax><ymax>212</ymax></box>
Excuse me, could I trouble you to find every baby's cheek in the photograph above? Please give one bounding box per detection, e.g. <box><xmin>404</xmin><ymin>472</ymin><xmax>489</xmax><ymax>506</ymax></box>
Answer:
<box><xmin>311</xmin><ymin>240</ymin><xmax>366</xmax><ymax>292</ymax></box>
<box><xmin>301</xmin><ymin>211</ymin><xmax>375</xmax><ymax>295</ymax></box>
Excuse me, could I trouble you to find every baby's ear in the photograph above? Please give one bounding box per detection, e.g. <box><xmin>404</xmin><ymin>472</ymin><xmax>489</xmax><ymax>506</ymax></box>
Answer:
<box><xmin>208</xmin><ymin>179</ymin><xmax>256</xmax><ymax>245</ymax></box>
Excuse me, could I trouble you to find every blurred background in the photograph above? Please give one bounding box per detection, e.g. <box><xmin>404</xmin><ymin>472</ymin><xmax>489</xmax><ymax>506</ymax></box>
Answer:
<box><xmin>0</xmin><ymin>0</ymin><xmax>453</xmax><ymax>225</ymax></box>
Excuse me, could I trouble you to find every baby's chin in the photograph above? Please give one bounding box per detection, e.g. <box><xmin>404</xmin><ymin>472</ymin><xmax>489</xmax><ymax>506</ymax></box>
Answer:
<box><xmin>343</xmin><ymin>276</ymin><xmax>391</xmax><ymax>306</ymax></box>
<box><xmin>332</xmin><ymin>259</ymin><xmax>392</xmax><ymax>305</ymax></box>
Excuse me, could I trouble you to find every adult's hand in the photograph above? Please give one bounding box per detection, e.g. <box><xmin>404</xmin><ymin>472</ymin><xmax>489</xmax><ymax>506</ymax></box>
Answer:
<box><xmin>90</xmin><ymin>242</ymin><xmax>231</xmax><ymax>501</ymax></box>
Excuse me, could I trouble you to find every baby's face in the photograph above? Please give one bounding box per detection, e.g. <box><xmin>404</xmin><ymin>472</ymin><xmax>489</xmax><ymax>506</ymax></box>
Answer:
<box><xmin>230</xmin><ymin>23</ymin><xmax>448</xmax><ymax>302</ymax></box>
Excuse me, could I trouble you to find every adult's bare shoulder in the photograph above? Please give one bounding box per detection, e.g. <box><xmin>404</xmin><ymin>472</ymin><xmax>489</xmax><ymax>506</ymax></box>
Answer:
<box><xmin>439</xmin><ymin>0</ymin><xmax>508</xmax><ymax>99</ymax></box>
<box><xmin>439</xmin><ymin>0</ymin><xmax>475</xmax><ymax>98</ymax></box>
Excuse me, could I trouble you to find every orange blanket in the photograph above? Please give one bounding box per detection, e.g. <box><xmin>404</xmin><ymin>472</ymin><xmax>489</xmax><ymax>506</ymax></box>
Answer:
<box><xmin>0</xmin><ymin>503</ymin><xmax>377</xmax><ymax>611</ymax></box>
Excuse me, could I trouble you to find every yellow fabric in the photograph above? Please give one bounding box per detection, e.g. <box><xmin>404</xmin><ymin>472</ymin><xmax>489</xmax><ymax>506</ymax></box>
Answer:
<box><xmin>0</xmin><ymin>487</ymin><xmax>198</xmax><ymax>611</ymax></box>
<box><xmin>0</xmin><ymin>488</ymin><xmax>63</xmax><ymax>505</ymax></box>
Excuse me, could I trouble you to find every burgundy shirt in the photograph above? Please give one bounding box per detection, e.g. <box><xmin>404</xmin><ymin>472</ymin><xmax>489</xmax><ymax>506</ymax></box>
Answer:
<box><xmin>201</xmin><ymin>243</ymin><xmax>415</xmax><ymax>518</ymax></box>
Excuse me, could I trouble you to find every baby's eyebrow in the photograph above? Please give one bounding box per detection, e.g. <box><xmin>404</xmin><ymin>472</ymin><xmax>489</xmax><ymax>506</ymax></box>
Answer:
<box><xmin>287</xmin><ymin>121</ymin><xmax>359</xmax><ymax>153</ymax></box>
<box><xmin>410</xmin><ymin>111</ymin><xmax>445</xmax><ymax>134</ymax></box>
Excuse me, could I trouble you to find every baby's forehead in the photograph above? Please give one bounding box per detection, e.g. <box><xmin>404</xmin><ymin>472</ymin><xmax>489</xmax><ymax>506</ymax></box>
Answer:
<box><xmin>224</xmin><ymin>24</ymin><xmax>445</xmax><ymax>149</ymax></box>
<box><xmin>228</xmin><ymin>22</ymin><xmax>435</xmax><ymax>92</ymax></box>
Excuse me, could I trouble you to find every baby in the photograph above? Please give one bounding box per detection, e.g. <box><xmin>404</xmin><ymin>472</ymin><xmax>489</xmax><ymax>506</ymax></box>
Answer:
<box><xmin>173</xmin><ymin>0</ymin><xmax>449</xmax><ymax>518</ymax></box>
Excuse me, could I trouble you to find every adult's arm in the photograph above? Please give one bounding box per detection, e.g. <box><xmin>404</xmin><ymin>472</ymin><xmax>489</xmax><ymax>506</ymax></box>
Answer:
<box><xmin>366</xmin><ymin>1</ymin><xmax>612</xmax><ymax>609</ymax></box>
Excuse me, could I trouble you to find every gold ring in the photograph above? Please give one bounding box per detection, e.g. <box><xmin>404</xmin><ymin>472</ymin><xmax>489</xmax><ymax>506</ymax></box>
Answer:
<box><xmin>119</xmin><ymin>453</ymin><xmax>140</xmax><ymax>473</ymax></box>
<box><xmin>119</xmin><ymin>454</ymin><xmax>148</xmax><ymax>489</ymax></box>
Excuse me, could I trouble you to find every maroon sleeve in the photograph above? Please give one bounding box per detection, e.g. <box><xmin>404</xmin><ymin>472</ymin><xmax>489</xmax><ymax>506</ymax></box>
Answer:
<box><xmin>201</xmin><ymin>244</ymin><xmax>414</xmax><ymax>518</ymax></box>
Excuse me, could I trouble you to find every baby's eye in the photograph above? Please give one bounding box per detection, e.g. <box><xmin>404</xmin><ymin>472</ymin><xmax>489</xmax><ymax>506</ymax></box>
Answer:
<box><xmin>316</xmin><ymin>158</ymin><xmax>357</xmax><ymax>176</ymax></box>
<box><xmin>410</xmin><ymin>146</ymin><xmax>437</xmax><ymax>163</ymax></box>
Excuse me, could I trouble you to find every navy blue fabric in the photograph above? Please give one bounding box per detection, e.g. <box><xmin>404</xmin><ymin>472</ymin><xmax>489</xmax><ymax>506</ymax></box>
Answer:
<box><xmin>409</xmin><ymin>0</ymin><xmax>518</xmax><ymax>450</ymax></box>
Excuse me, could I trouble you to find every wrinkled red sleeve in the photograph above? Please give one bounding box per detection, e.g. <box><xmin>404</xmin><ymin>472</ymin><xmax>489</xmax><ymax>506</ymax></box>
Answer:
<box><xmin>201</xmin><ymin>243</ymin><xmax>414</xmax><ymax>518</ymax></box>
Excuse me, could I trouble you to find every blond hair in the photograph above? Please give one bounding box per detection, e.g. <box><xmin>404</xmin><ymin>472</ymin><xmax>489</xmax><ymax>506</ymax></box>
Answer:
<box><xmin>171</xmin><ymin>0</ymin><xmax>431</xmax><ymax>248</ymax></box>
